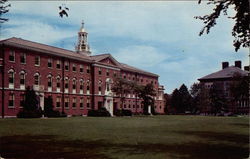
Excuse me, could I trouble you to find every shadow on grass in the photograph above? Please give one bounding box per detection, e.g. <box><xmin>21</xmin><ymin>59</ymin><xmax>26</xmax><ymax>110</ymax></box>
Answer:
<box><xmin>0</xmin><ymin>134</ymin><xmax>248</xmax><ymax>159</ymax></box>
<box><xmin>173</xmin><ymin>130</ymin><xmax>249</xmax><ymax>144</ymax></box>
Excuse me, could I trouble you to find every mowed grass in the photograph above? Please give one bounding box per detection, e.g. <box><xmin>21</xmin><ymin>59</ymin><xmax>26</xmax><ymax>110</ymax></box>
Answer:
<box><xmin>0</xmin><ymin>115</ymin><xmax>249</xmax><ymax>159</ymax></box>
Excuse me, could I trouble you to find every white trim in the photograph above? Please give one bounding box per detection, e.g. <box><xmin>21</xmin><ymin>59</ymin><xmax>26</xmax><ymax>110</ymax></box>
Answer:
<box><xmin>92</xmin><ymin>63</ymin><xmax>120</xmax><ymax>71</ymax></box>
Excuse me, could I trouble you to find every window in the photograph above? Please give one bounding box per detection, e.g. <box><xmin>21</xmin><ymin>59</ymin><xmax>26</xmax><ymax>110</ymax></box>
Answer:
<box><xmin>8</xmin><ymin>93</ymin><xmax>14</xmax><ymax>107</ymax></box>
<box><xmin>72</xmin><ymin>78</ymin><xmax>76</xmax><ymax>90</ymax></box>
<box><xmin>48</xmin><ymin>75</ymin><xmax>52</xmax><ymax>87</ymax></box>
<box><xmin>48</xmin><ymin>58</ymin><xmax>53</xmax><ymax>68</ymax></box>
<box><xmin>65</xmin><ymin>97</ymin><xmax>69</xmax><ymax>108</ymax></box>
<box><xmin>80</xmin><ymin>65</ymin><xmax>84</xmax><ymax>73</ymax></box>
<box><xmin>56</xmin><ymin>96</ymin><xmax>61</xmax><ymax>108</ymax></box>
<box><xmin>34</xmin><ymin>73</ymin><xmax>40</xmax><ymax>85</ymax></box>
<box><xmin>80</xmin><ymin>80</ymin><xmax>84</xmax><ymax>92</ymax></box>
<box><xmin>98</xmin><ymin>86</ymin><xmax>101</xmax><ymax>91</ymax></box>
<box><xmin>20</xmin><ymin>72</ymin><xmax>25</xmax><ymax>86</ymax></box>
<box><xmin>141</xmin><ymin>79</ymin><xmax>143</xmax><ymax>83</ymax></box>
<box><xmin>87</xmin><ymin>80</ymin><xmax>90</xmax><ymax>93</ymax></box>
<box><xmin>9</xmin><ymin>51</ymin><xmax>15</xmax><ymax>62</ymax></box>
<box><xmin>20</xmin><ymin>53</ymin><xmax>26</xmax><ymax>64</ymax></box>
<box><xmin>72</xmin><ymin>98</ymin><xmax>76</xmax><ymax>108</ymax></box>
<box><xmin>8</xmin><ymin>70</ymin><xmax>14</xmax><ymax>85</ymax></box>
<box><xmin>56</xmin><ymin>60</ymin><xmax>61</xmax><ymax>69</ymax></box>
<box><xmin>65</xmin><ymin>78</ymin><xmax>69</xmax><ymax>89</ymax></box>
<box><xmin>65</xmin><ymin>61</ymin><xmax>69</xmax><ymax>71</ymax></box>
<box><xmin>106</xmin><ymin>69</ymin><xmax>109</xmax><ymax>76</ymax></box>
<box><xmin>80</xmin><ymin>98</ymin><xmax>84</xmax><ymax>108</ymax></box>
<box><xmin>72</xmin><ymin>64</ymin><xmax>76</xmax><ymax>72</ymax></box>
<box><xmin>56</xmin><ymin>77</ymin><xmax>61</xmax><ymax>88</ymax></box>
<box><xmin>113</xmin><ymin>72</ymin><xmax>117</xmax><ymax>77</ymax></box>
<box><xmin>35</xmin><ymin>56</ymin><xmax>40</xmax><ymax>66</ymax></box>
<box><xmin>87</xmin><ymin>98</ymin><xmax>90</xmax><ymax>108</ymax></box>
<box><xmin>20</xmin><ymin>94</ymin><xmax>25</xmax><ymax>107</ymax></box>
<box><xmin>99</xmin><ymin>68</ymin><xmax>102</xmax><ymax>75</ymax></box>
<box><xmin>87</xmin><ymin>66</ymin><xmax>90</xmax><ymax>73</ymax></box>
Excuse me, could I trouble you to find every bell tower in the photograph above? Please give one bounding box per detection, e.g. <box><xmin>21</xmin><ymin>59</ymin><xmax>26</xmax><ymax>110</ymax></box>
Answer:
<box><xmin>76</xmin><ymin>20</ymin><xmax>91</xmax><ymax>56</ymax></box>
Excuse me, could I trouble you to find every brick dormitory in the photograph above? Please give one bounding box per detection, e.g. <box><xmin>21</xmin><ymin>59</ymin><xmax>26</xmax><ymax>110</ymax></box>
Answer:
<box><xmin>0</xmin><ymin>22</ymin><xmax>165</xmax><ymax>117</ymax></box>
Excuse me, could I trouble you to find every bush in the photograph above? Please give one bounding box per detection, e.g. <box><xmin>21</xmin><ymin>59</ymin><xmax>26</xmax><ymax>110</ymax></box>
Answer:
<box><xmin>44</xmin><ymin>110</ymin><xmax>67</xmax><ymax>118</ymax></box>
<box><xmin>17</xmin><ymin>109</ymin><xmax>42</xmax><ymax>118</ymax></box>
<box><xmin>88</xmin><ymin>107</ymin><xmax>111</xmax><ymax>117</ymax></box>
<box><xmin>114</xmin><ymin>109</ymin><xmax>132</xmax><ymax>116</ymax></box>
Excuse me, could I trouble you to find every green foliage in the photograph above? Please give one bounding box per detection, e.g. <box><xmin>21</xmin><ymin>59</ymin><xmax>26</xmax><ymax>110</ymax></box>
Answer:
<box><xmin>114</xmin><ymin>109</ymin><xmax>132</xmax><ymax>116</ymax></box>
<box><xmin>230</xmin><ymin>74</ymin><xmax>249</xmax><ymax>101</ymax></box>
<box><xmin>209</xmin><ymin>84</ymin><xmax>227</xmax><ymax>114</ymax></box>
<box><xmin>44</xmin><ymin>96</ymin><xmax>66</xmax><ymax>117</ymax></box>
<box><xmin>137</xmin><ymin>83</ymin><xmax>156</xmax><ymax>115</ymax></box>
<box><xmin>87</xmin><ymin>107</ymin><xmax>111</xmax><ymax>117</ymax></box>
<box><xmin>0</xmin><ymin>0</ymin><xmax>11</xmax><ymax>23</ymax></box>
<box><xmin>17</xmin><ymin>86</ymin><xmax>42</xmax><ymax>118</ymax></box>
<box><xmin>170</xmin><ymin>84</ymin><xmax>192</xmax><ymax>114</ymax></box>
<box><xmin>195</xmin><ymin>0</ymin><xmax>250</xmax><ymax>51</ymax></box>
<box><xmin>112</xmin><ymin>77</ymin><xmax>131</xmax><ymax>108</ymax></box>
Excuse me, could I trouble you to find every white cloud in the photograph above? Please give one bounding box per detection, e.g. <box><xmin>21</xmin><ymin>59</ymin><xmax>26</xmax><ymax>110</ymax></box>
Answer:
<box><xmin>1</xmin><ymin>18</ymin><xmax>75</xmax><ymax>45</ymax></box>
<box><xmin>114</xmin><ymin>45</ymin><xmax>169</xmax><ymax>68</ymax></box>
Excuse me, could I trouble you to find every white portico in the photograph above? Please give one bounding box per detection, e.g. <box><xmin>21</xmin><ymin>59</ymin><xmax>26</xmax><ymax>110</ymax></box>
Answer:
<box><xmin>104</xmin><ymin>78</ymin><xmax>114</xmax><ymax>116</ymax></box>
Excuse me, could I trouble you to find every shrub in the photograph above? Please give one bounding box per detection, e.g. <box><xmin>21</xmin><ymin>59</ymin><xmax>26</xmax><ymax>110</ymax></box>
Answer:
<box><xmin>88</xmin><ymin>107</ymin><xmax>111</xmax><ymax>117</ymax></box>
<box><xmin>114</xmin><ymin>109</ymin><xmax>132</xmax><ymax>116</ymax></box>
<box><xmin>17</xmin><ymin>109</ymin><xmax>42</xmax><ymax>118</ymax></box>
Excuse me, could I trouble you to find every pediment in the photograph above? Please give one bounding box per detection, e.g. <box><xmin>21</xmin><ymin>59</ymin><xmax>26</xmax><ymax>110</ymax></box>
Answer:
<box><xmin>99</xmin><ymin>57</ymin><xmax>119</xmax><ymax>66</ymax></box>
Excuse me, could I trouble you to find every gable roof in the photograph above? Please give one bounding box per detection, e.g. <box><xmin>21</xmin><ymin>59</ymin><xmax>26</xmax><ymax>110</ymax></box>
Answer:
<box><xmin>120</xmin><ymin>63</ymin><xmax>158</xmax><ymax>77</ymax></box>
<box><xmin>0</xmin><ymin>37</ymin><xmax>159</xmax><ymax>77</ymax></box>
<box><xmin>199</xmin><ymin>66</ymin><xmax>249</xmax><ymax>81</ymax></box>
<box><xmin>90</xmin><ymin>53</ymin><xmax>121</xmax><ymax>66</ymax></box>
<box><xmin>0</xmin><ymin>37</ymin><xmax>93</xmax><ymax>62</ymax></box>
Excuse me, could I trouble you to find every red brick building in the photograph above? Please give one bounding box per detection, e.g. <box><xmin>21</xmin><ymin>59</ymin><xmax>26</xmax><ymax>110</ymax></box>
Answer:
<box><xmin>198</xmin><ymin>61</ymin><xmax>249</xmax><ymax>115</ymax></box>
<box><xmin>0</xmin><ymin>23</ymin><xmax>165</xmax><ymax>117</ymax></box>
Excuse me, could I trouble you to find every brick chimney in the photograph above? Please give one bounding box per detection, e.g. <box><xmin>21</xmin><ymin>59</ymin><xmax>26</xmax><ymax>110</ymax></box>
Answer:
<box><xmin>244</xmin><ymin>66</ymin><xmax>249</xmax><ymax>71</ymax></box>
<box><xmin>222</xmin><ymin>62</ymin><xmax>229</xmax><ymax>69</ymax></box>
<box><xmin>235</xmin><ymin>61</ymin><xmax>242</xmax><ymax>69</ymax></box>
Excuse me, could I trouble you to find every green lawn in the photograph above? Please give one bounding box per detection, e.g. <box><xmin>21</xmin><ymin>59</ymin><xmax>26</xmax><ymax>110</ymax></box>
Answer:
<box><xmin>0</xmin><ymin>115</ymin><xmax>249</xmax><ymax>159</ymax></box>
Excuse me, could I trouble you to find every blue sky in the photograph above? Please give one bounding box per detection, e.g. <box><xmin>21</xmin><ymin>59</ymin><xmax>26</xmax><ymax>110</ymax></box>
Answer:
<box><xmin>1</xmin><ymin>1</ymin><xmax>248</xmax><ymax>93</ymax></box>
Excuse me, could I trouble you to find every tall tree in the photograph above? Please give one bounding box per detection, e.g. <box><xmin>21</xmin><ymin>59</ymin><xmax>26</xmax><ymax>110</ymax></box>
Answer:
<box><xmin>230</xmin><ymin>74</ymin><xmax>249</xmax><ymax>106</ymax></box>
<box><xmin>179</xmin><ymin>84</ymin><xmax>192</xmax><ymax>112</ymax></box>
<box><xmin>170</xmin><ymin>88</ymin><xmax>181</xmax><ymax>114</ymax></box>
<box><xmin>195</xmin><ymin>0</ymin><xmax>250</xmax><ymax>51</ymax></box>
<box><xmin>137</xmin><ymin>83</ymin><xmax>156</xmax><ymax>115</ymax></box>
<box><xmin>0</xmin><ymin>0</ymin><xmax>10</xmax><ymax>23</ymax></box>
<box><xmin>209</xmin><ymin>83</ymin><xmax>227</xmax><ymax>114</ymax></box>
<box><xmin>112</xmin><ymin>77</ymin><xmax>131</xmax><ymax>109</ymax></box>
<box><xmin>23</xmin><ymin>86</ymin><xmax>39</xmax><ymax>111</ymax></box>
<box><xmin>44</xmin><ymin>96</ymin><xmax>54</xmax><ymax>116</ymax></box>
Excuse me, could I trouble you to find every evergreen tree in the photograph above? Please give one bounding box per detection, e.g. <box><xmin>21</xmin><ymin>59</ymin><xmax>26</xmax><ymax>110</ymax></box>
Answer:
<box><xmin>23</xmin><ymin>86</ymin><xmax>39</xmax><ymax>111</ymax></box>
<box><xmin>170</xmin><ymin>89</ymin><xmax>181</xmax><ymax>114</ymax></box>
<box><xmin>44</xmin><ymin>96</ymin><xmax>54</xmax><ymax>116</ymax></box>
<box><xmin>179</xmin><ymin>84</ymin><xmax>192</xmax><ymax>112</ymax></box>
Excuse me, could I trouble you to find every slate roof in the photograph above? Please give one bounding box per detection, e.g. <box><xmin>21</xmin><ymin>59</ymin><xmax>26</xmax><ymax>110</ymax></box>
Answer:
<box><xmin>199</xmin><ymin>66</ymin><xmax>249</xmax><ymax>81</ymax></box>
<box><xmin>0</xmin><ymin>37</ymin><xmax>158</xmax><ymax>77</ymax></box>
<box><xmin>0</xmin><ymin>37</ymin><xmax>93</xmax><ymax>62</ymax></box>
